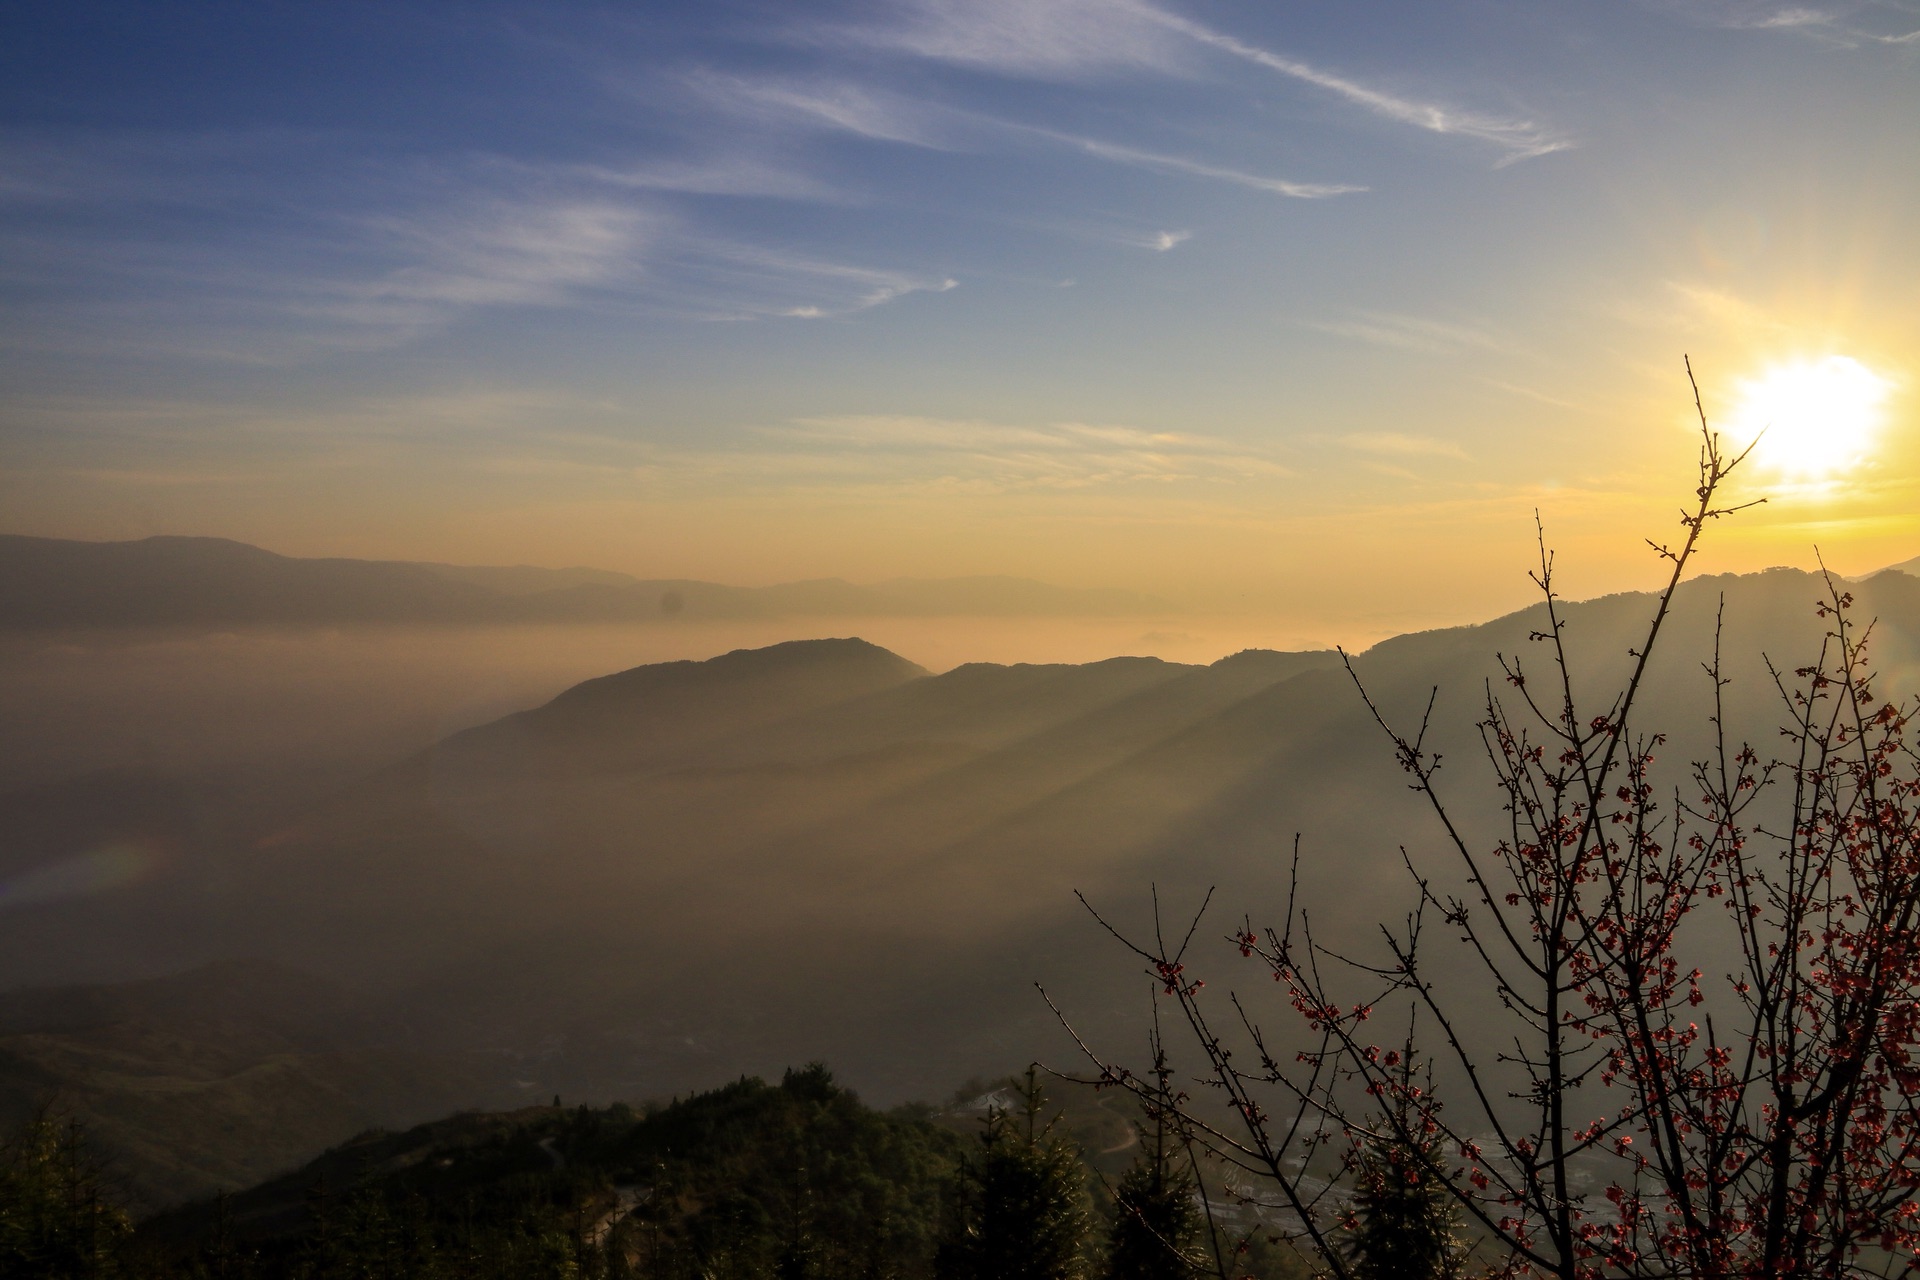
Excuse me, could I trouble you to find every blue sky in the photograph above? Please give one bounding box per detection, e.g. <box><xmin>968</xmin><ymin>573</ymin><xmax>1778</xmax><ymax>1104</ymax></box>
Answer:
<box><xmin>3</xmin><ymin>0</ymin><xmax>1917</xmax><ymax>634</ymax></box>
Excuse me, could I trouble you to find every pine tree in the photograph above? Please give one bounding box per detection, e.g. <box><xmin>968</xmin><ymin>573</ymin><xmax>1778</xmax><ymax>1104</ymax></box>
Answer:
<box><xmin>1104</xmin><ymin>1110</ymin><xmax>1201</xmax><ymax>1280</ymax></box>
<box><xmin>1341</xmin><ymin>1129</ymin><xmax>1461</xmax><ymax>1280</ymax></box>
<box><xmin>0</xmin><ymin>1108</ymin><xmax>132</xmax><ymax>1279</ymax></box>
<box><xmin>1339</xmin><ymin>1065</ymin><xmax>1463</xmax><ymax>1280</ymax></box>
<box><xmin>935</xmin><ymin>1068</ymin><xmax>1093</xmax><ymax>1280</ymax></box>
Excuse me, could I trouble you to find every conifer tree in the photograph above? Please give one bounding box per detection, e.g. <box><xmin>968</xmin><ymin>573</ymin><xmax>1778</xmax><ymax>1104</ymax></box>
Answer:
<box><xmin>935</xmin><ymin>1068</ymin><xmax>1093</xmax><ymax>1280</ymax></box>
<box><xmin>1340</xmin><ymin>1128</ymin><xmax>1462</xmax><ymax>1280</ymax></box>
<box><xmin>1105</xmin><ymin>1125</ymin><xmax>1201</xmax><ymax>1280</ymax></box>
<box><xmin>0</xmin><ymin>1108</ymin><xmax>131</xmax><ymax>1279</ymax></box>
<box><xmin>1339</xmin><ymin>1052</ymin><xmax>1462</xmax><ymax>1280</ymax></box>
<box><xmin>1104</xmin><ymin>1042</ymin><xmax>1201</xmax><ymax>1280</ymax></box>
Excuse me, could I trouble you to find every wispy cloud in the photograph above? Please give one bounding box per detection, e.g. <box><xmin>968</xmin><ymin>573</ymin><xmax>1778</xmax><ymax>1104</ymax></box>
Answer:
<box><xmin>9</xmin><ymin>393</ymin><xmax>1268</xmax><ymax>494</ymax></box>
<box><xmin>0</xmin><ymin>140</ymin><xmax>677</xmax><ymax>357</ymax></box>
<box><xmin>832</xmin><ymin>0</ymin><xmax>1190</xmax><ymax>78</ymax></box>
<box><xmin>681</xmin><ymin>71</ymin><xmax>948</xmax><ymax>147</ymax></box>
<box><xmin>581</xmin><ymin>155</ymin><xmax>843</xmax><ymax>201</ymax></box>
<box><xmin>745</xmin><ymin>415</ymin><xmax>1288</xmax><ymax>491</ymax></box>
<box><xmin>1748</xmin><ymin>6</ymin><xmax>1836</xmax><ymax>26</ymax></box>
<box><xmin>354</xmin><ymin>200</ymin><xmax>651</xmax><ymax>313</ymax></box>
<box><xmin>1641</xmin><ymin>280</ymin><xmax>1794</xmax><ymax>337</ymax></box>
<box><xmin>1646</xmin><ymin>0</ymin><xmax>1920</xmax><ymax>44</ymax></box>
<box><xmin>669</xmin><ymin>78</ymin><xmax>1365</xmax><ymax>201</ymax></box>
<box><xmin>0</xmin><ymin>228</ymin><xmax>630</xmax><ymax>366</ymax></box>
<box><xmin>1338</xmin><ymin>432</ymin><xmax>1470</xmax><ymax>460</ymax></box>
<box><xmin>669</xmin><ymin>242</ymin><xmax>958</xmax><ymax>320</ymax></box>
<box><xmin>1032</xmin><ymin>127</ymin><xmax>1364</xmax><ymax>197</ymax></box>
<box><xmin>1</xmin><ymin>395</ymin><xmax>1294</xmax><ymax>502</ymax></box>
<box><xmin>835</xmin><ymin>0</ymin><xmax>1570</xmax><ymax>163</ymax></box>
<box><xmin>1483</xmin><ymin>379</ymin><xmax>1584</xmax><ymax>411</ymax></box>
<box><xmin>0</xmin><ymin>173</ymin><xmax>962</xmax><ymax>363</ymax></box>
<box><xmin>1646</xmin><ymin>1</ymin><xmax>1834</xmax><ymax>28</ymax></box>
<box><xmin>1142</xmin><ymin>8</ymin><xmax>1573</xmax><ymax>164</ymax></box>
<box><xmin>1012</xmin><ymin>215</ymin><xmax>1194</xmax><ymax>254</ymax></box>
<box><xmin>1301</xmin><ymin>311</ymin><xmax>1508</xmax><ymax>353</ymax></box>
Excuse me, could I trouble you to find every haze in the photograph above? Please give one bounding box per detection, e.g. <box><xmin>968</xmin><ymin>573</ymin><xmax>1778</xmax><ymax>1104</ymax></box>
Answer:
<box><xmin>4</xmin><ymin>0</ymin><xmax>1920</xmax><ymax>1241</ymax></box>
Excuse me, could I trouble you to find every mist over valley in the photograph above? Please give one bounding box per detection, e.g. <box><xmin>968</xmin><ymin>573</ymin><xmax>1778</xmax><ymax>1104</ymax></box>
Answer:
<box><xmin>6</xmin><ymin>550</ymin><xmax>1917</xmax><ymax>1213</ymax></box>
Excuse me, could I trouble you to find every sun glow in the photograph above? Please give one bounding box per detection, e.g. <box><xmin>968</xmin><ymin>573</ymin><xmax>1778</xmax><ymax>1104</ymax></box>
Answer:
<box><xmin>1725</xmin><ymin>356</ymin><xmax>1893</xmax><ymax>482</ymax></box>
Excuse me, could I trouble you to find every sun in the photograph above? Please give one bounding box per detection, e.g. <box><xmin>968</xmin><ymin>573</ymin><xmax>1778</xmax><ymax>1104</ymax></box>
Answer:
<box><xmin>1724</xmin><ymin>356</ymin><xmax>1893</xmax><ymax>482</ymax></box>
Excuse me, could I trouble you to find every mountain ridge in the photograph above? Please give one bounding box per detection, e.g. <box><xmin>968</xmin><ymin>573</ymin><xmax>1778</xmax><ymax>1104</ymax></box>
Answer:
<box><xmin>0</xmin><ymin>534</ymin><xmax>1171</xmax><ymax>626</ymax></box>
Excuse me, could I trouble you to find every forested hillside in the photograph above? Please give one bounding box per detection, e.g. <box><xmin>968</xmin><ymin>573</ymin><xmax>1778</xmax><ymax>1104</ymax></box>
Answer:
<box><xmin>5</xmin><ymin>1068</ymin><xmax>1308</xmax><ymax>1279</ymax></box>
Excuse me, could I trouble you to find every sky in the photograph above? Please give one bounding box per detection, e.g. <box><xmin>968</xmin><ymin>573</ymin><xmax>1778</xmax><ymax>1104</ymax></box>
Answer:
<box><xmin>2</xmin><ymin>0</ymin><xmax>1918</xmax><ymax>639</ymax></box>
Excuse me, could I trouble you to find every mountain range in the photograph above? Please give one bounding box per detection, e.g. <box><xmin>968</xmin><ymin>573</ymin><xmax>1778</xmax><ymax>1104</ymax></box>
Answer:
<box><xmin>2</xmin><ymin>560</ymin><xmax>1918</xmax><ymax>1207</ymax></box>
<box><xmin>0</xmin><ymin>534</ymin><xmax>1167</xmax><ymax>626</ymax></box>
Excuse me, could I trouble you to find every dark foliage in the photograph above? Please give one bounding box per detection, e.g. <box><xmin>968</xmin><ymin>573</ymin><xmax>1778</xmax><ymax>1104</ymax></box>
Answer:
<box><xmin>0</xmin><ymin>1108</ymin><xmax>131</xmax><ymax>1279</ymax></box>
<box><xmin>110</xmin><ymin>1064</ymin><xmax>965</xmax><ymax>1280</ymax></box>
<box><xmin>1105</xmin><ymin>1139</ymin><xmax>1202</xmax><ymax>1280</ymax></box>
<box><xmin>935</xmin><ymin>1069</ymin><xmax>1094</xmax><ymax>1280</ymax></box>
<box><xmin>1340</xmin><ymin>1126</ymin><xmax>1462</xmax><ymax>1280</ymax></box>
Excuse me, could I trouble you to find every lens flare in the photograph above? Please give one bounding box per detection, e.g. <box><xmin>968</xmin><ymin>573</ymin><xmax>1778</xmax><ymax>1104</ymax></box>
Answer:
<box><xmin>1725</xmin><ymin>356</ymin><xmax>1892</xmax><ymax>482</ymax></box>
<box><xmin>0</xmin><ymin>841</ymin><xmax>159</xmax><ymax>910</ymax></box>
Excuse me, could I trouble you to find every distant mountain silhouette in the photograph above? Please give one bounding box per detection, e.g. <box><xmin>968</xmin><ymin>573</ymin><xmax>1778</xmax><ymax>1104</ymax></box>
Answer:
<box><xmin>0</xmin><ymin>535</ymin><xmax>499</xmax><ymax>626</ymax></box>
<box><xmin>0</xmin><ymin>534</ymin><xmax>1169</xmax><ymax>626</ymax></box>
<box><xmin>400</xmin><ymin>560</ymin><xmax>640</xmax><ymax>596</ymax></box>
<box><xmin>1872</xmin><ymin>555</ymin><xmax>1920</xmax><ymax>580</ymax></box>
<box><xmin>482</xmin><ymin>638</ymin><xmax>929</xmax><ymax>763</ymax></box>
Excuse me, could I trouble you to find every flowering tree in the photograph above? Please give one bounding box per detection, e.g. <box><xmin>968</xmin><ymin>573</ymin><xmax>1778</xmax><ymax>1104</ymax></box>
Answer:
<box><xmin>1060</xmin><ymin>366</ymin><xmax>1920</xmax><ymax>1278</ymax></box>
